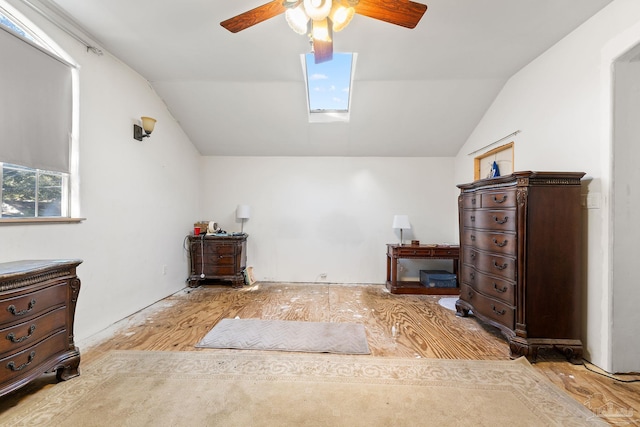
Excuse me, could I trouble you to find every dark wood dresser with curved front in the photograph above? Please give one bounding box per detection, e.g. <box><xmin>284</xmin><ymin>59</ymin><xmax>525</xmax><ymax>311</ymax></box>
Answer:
<box><xmin>0</xmin><ymin>259</ymin><xmax>82</xmax><ymax>397</ymax></box>
<box><xmin>187</xmin><ymin>234</ymin><xmax>247</xmax><ymax>288</ymax></box>
<box><xmin>455</xmin><ymin>171</ymin><xmax>585</xmax><ymax>363</ymax></box>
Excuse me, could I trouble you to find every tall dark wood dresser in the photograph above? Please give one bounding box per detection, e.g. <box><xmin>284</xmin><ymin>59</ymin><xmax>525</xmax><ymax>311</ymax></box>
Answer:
<box><xmin>455</xmin><ymin>172</ymin><xmax>585</xmax><ymax>362</ymax></box>
<box><xmin>0</xmin><ymin>259</ymin><xmax>82</xmax><ymax>397</ymax></box>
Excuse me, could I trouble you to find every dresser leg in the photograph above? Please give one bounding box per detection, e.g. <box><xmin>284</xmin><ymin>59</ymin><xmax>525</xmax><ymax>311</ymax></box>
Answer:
<box><xmin>55</xmin><ymin>349</ymin><xmax>81</xmax><ymax>381</ymax></box>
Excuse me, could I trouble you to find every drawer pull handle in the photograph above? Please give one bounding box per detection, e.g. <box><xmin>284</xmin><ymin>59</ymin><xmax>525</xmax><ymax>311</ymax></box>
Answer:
<box><xmin>470</xmin><ymin>215</ymin><xmax>475</xmax><ymax>221</ymax></box>
<box><xmin>7</xmin><ymin>351</ymin><xmax>36</xmax><ymax>372</ymax></box>
<box><xmin>467</xmin><ymin>291</ymin><xmax>473</xmax><ymax>299</ymax></box>
<box><xmin>471</xmin><ymin>198</ymin><xmax>476</xmax><ymax>204</ymax></box>
<box><xmin>469</xmin><ymin>272</ymin><xmax>475</xmax><ymax>280</ymax></box>
<box><xmin>470</xmin><ymin>235</ymin><xmax>476</xmax><ymax>241</ymax></box>
<box><xmin>470</xmin><ymin>252</ymin><xmax>476</xmax><ymax>259</ymax></box>
<box><xmin>493</xmin><ymin>195</ymin><xmax>507</xmax><ymax>203</ymax></box>
<box><xmin>493</xmin><ymin>261</ymin><xmax>508</xmax><ymax>270</ymax></box>
<box><xmin>493</xmin><ymin>283</ymin><xmax>508</xmax><ymax>293</ymax></box>
<box><xmin>493</xmin><ymin>216</ymin><xmax>509</xmax><ymax>224</ymax></box>
<box><xmin>493</xmin><ymin>238</ymin><xmax>508</xmax><ymax>247</ymax></box>
<box><xmin>7</xmin><ymin>299</ymin><xmax>36</xmax><ymax>316</ymax></box>
<box><xmin>6</xmin><ymin>325</ymin><xmax>36</xmax><ymax>343</ymax></box>
<box><xmin>492</xmin><ymin>305</ymin><xmax>506</xmax><ymax>316</ymax></box>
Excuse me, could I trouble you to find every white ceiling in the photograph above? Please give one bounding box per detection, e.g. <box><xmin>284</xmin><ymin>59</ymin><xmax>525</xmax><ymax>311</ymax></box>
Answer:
<box><xmin>47</xmin><ymin>0</ymin><xmax>612</xmax><ymax>156</ymax></box>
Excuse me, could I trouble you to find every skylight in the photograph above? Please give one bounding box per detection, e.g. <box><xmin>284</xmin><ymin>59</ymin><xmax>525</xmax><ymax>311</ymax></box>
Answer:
<box><xmin>302</xmin><ymin>52</ymin><xmax>357</xmax><ymax>123</ymax></box>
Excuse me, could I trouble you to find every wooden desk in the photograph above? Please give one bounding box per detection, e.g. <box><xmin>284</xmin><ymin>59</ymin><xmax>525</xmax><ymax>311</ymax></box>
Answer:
<box><xmin>386</xmin><ymin>244</ymin><xmax>459</xmax><ymax>295</ymax></box>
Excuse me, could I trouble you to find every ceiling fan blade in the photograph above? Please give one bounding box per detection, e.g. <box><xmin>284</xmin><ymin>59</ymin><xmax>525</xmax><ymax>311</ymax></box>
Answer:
<box><xmin>221</xmin><ymin>1</ymin><xmax>293</xmax><ymax>33</ymax></box>
<box><xmin>353</xmin><ymin>0</ymin><xmax>427</xmax><ymax>29</ymax></box>
<box><xmin>313</xmin><ymin>37</ymin><xmax>333</xmax><ymax>64</ymax></box>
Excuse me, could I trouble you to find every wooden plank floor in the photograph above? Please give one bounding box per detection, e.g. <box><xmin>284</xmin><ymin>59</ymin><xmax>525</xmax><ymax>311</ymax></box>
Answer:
<box><xmin>3</xmin><ymin>282</ymin><xmax>640</xmax><ymax>424</ymax></box>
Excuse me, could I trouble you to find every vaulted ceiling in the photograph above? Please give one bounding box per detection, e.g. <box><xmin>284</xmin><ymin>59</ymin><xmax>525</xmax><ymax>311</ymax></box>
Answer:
<box><xmin>48</xmin><ymin>0</ymin><xmax>612</xmax><ymax>156</ymax></box>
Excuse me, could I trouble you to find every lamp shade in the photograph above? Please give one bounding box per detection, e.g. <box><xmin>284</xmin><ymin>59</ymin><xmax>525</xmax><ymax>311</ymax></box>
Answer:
<box><xmin>140</xmin><ymin>116</ymin><xmax>156</xmax><ymax>134</ymax></box>
<box><xmin>330</xmin><ymin>4</ymin><xmax>354</xmax><ymax>32</ymax></box>
<box><xmin>236</xmin><ymin>205</ymin><xmax>251</xmax><ymax>220</ymax></box>
<box><xmin>392</xmin><ymin>214</ymin><xmax>411</xmax><ymax>230</ymax></box>
<box><xmin>285</xmin><ymin>5</ymin><xmax>309</xmax><ymax>35</ymax></box>
<box><xmin>304</xmin><ymin>0</ymin><xmax>332</xmax><ymax>21</ymax></box>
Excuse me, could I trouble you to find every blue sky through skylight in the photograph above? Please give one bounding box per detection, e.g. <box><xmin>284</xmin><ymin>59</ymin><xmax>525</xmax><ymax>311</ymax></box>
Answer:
<box><xmin>305</xmin><ymin>52</ymin><xmax>353</xmax><ymax>112</ymax></box>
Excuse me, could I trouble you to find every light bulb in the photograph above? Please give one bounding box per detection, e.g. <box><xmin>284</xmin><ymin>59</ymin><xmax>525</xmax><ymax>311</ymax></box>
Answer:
<box><xmin>285</xmin><ymin>5</ymin><xmax>309</xmax><ymax>35</ymax></box>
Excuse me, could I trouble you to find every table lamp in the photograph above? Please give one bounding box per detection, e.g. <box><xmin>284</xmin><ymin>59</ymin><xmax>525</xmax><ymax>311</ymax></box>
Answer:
<box><xmin>236</xmin><ymin>204</ymin><xmax>250</xmax><ymax>233</ymax></box>
<box><xmin>392</xmin><ymin>215</ymin><xmax>411</xmax><ymax>245</ymax></box>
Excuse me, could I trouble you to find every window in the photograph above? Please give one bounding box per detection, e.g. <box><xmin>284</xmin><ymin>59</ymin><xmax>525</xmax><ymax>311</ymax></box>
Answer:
<box><xmin>1</xmin><ymin>163</ymin><xmax>68</xmax><ymax>218</ymax></box>
<box><xmin>302</xmin><ymin>52</ymin><xmax>357</xmax><ymax>123</ymax></box>
<box><xmin>0</xmin><ymin>6</ymin><xmax>76</xmax><ymax>221</ymax></box>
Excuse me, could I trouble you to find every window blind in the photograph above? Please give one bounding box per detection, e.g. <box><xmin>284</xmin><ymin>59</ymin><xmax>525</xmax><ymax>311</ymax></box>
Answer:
<box><xmin>0</xmin><ymin>26</ymin><xmax>72</xmax><ymax>173</ymax></box>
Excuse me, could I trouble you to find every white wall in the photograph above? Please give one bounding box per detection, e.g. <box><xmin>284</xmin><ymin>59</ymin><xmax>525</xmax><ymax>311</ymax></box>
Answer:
<box><xmin>201</xmin><ymin>157</ymin><xmax>458</xmax><ymax>284</ymax></box>
<box><xmin>453</xmin><ymin>0</ymin><xmax>640</xmax><ymax>371</ymax></box>
<box><xmin>0</xmin><ymin>1</ymin><xmax>201</xmax><ymax>341</ymax></box>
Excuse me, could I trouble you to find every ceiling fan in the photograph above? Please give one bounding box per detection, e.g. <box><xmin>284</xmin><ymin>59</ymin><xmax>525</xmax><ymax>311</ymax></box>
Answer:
<box><xmin>221</xmin><ymin>0</ymin><xmax>427</xmax><ymax>64</ymax></box>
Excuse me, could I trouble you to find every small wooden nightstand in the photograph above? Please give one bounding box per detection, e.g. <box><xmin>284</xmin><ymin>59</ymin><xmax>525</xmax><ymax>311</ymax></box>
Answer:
<box><xmin>187</xmin><ymin>234</ymin><xmax>247</xmax><ymax>288</ymax></box>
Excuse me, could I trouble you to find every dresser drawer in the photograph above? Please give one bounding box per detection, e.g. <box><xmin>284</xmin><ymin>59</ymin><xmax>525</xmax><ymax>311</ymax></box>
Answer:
<box><xmin>463</xmin><ymin>247</ymin><xmax>516</xmax><ymax>280</ymax></box>
<box><xmin>480</xmin><ymin>190</ymin><xmax>517</xmax><ymax>208</ymax></box>
<box><xmin>460</xmin><ymin>284</ymin><xmax>514</xmax><ymax>330</ymax></box>
<box><xmin>462</xmin><ymin>193</ymin><xmax>480</xmax><ymax>209</ymax></box>
<box><xmin>0</xmin><ymin>283</ymin><xmax>67</xmax><ymax>325</ymax></box>
<box><xmin>462</xmin><ymin>209</ymin><xmax>516</xmax><ymax>232</ymax></box>
<box><xmin>0</xmin><ymin>307</ymin><xmax>67</xmax><ymax>356</ymax></box>
<box><xmin>471</xmin><ymin>271</ymin><xmax>515</xmax><ymax>305</ymax></box>
<box><xmin>0</xmin><ymin>329</ymin><xmax>68</xmax><ymax>387</ymax></box>
<box><xmin>462</xmin><ymin>230</ymin><xmax>516</xmax><ymax>255</ymax></box>
<box><xmin>460</xmin><ymin>266</ymin><xmax>515</xmax><ymax>305</ymax></box>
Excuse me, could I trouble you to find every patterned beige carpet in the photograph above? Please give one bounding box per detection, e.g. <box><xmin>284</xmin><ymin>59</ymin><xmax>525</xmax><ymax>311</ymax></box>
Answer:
<box><xmin>0</xmin><ymin>351</ymin><xmax>606</xmax><ymax>426</ymax></box>
<box><xmin>196</xmin><ymin>318</ymin><xmax>370</xmax><ymax>354</ymax></box>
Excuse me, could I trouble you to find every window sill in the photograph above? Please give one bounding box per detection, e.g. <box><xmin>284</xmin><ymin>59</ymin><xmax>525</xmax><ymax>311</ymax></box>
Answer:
<box><xmin>0</xmin><ymin>217</ymin><xmax>85</xmax><ymax>225</ymax></box>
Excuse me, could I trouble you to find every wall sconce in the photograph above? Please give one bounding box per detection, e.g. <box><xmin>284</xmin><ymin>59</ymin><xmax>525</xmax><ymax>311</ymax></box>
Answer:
<box><xmin>133</xmin><ymin>116</ymin><xmax>157</xmax><ymax>141</ymax></box>
<box><xmin>392</xmin><ymin>214</ymin><xmax>411</xmax><ymax>245</ymax></box>
<box><xmin>236</xmin><ymin>204</ymin><xmax>251</xmax><ymax>233</ymax></box>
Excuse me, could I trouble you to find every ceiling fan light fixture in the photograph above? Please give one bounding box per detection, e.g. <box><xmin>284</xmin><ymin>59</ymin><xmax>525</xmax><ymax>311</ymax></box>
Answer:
<box><xmin>285</xmin><ymin>6</ymin><xmax>310</xmax><ymax>35</ymax></box>
<box><xmin>311</xmin><ymin>18</ymin><xmax>331</xmax><ymax>42</ymax></box>
<box><xmin>330</xmin><ymin>4</ymin><xmax>354</xmax><ymax>32</ymax></box>
<box><xmin>303</xmin><ymin>0</ymin><xmax>332</xmax><ymax>21</ymax></box>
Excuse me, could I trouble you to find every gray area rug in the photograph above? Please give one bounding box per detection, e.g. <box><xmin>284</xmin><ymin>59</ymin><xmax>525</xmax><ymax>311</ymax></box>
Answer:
<box><xmin>196</xmin><ymin>318</ymin><xmax>371</xmax><ymax>354</ymax></box>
